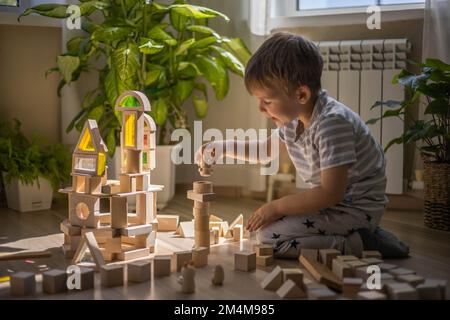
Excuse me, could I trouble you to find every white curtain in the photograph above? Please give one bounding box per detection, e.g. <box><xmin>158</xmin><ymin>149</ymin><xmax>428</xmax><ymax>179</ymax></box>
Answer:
<box><xmin>248</xmin><ymin>0</ymin><xmax>271</xmax><ymax>36</ymax></box>
<box><xmin>422</xmin><ymin>0</ymin><xmax>450</xmax><ymax>63</ymax></box>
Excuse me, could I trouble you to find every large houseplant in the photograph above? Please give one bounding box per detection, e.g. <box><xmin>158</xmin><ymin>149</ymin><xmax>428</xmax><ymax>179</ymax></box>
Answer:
<box><xmin>368</xmin><ymin>58</ymin><xmax>450</xmax><ymax>231</ymax></box>
<box><xmin>0</xmin><ymin>119</ymin><xmax>71</xmax><ymax>212</ymax></box>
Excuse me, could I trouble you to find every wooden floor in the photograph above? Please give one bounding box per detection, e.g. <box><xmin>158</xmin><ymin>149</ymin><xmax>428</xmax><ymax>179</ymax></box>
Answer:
<box><xmin>0</xmin><ymin>192</ymin><xmax>449</xmax><ymax>299</ymax></box>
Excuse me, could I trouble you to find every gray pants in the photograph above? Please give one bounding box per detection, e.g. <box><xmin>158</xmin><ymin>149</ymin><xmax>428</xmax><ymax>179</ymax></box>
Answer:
<box><xmin>256</xmin><ymin>209</ymin><xmax>383</xmax><ymax>258</ymax></box>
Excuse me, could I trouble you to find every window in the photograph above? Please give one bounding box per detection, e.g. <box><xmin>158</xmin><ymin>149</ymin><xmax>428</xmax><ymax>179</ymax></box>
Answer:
<box><xmin>0</xmin><ymin>0</ymin><xmax>18</xmax><ymax>7</ymax></box>
<box><xmin>297</xmin><ymin>0</ymin><xmax>424</xmax><ymax>11</ymax></box>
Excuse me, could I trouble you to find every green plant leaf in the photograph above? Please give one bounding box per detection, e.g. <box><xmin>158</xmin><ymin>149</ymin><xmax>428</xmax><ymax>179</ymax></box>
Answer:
<box><xmin>151</xmin><ymin>98</ymin><xmax>168</xmax><ymax>125</ymax></box>
<box><xmin>106</xmin><ymin>129</ymin><xmax>116</xmax><ymax>157</ymax></box>
<box><xmin>384</xmin><ymin>137</ymin><xmax>404</xmax><ymax>153</ymax></box>
<box><xmin>424</xmin><ymin>58</ymin><xmax>450</xmax><ymax>72</ymax></box>
<box><xmin>19</xmin><ymin>4</ymin><xmax>69</xmax><ymax>20</ymax></box>
<box><xmin>57</xmin><ymin>55</ymin><xmax>80</xmax><ymax>83</ymax></box>
<box><xmin>105</xmin><ymin>66</ymin><xmax>131</xmax><ymax>107</ymax></box>
<box><xmin>91</xmin><ymin>27</ymin><xmax>133</xmax><ymax>42</ymax></box>
<box><xmin>418</xmin><ymin>82</ymin><xmax>450</xmax><ymax>99</ymax></box>
<box><xmin>193</xmin><ymin>95</ymin><xmax>208</xmax><ymax>118</ymax></box>
<box><xmin>194</xmin><ymin>56</ymin><xmax>228</xmax><ymax>100</ymax></box>
<box><xmin>169</xmin><ymin>4</ymin><xmax>229</xmax><ymax>21</ymax></box>
<box><xmin>147</xmin><ymin>26</ymin><xmax>177</xmax><ymax>46</ymax></box>
<box><xmin>195</xmin><ymin>82</ymin><xmax>208</xmax><ymax>100</ymax></box>
<box><xmin>186</xmin><ymin>25</ymin><xmax>220</xmax><ymax>38</ymax></box>
<box><xmin>114</xmin><ymin>41</ymin><xmax>139</xmax><ymax>83</ymax></box>
<box><xmin>210</xmin><ymin>45</ymin><xmax>244</xmax><ymax>76</ymax></box>
<box><xmin>425</xmin><ymin>98</ymin><xmax>449</xmax><ymax>116</ymax></box>
<box><xmin>190</xmin><ymin>36</ymin><xmax>217</xmax><ymax>49</ymax></box>
<box><xmin>66</xmin><ymin>36</ymin><xmax>85</xmax><ymax>55</ymax></box>
<box><xmin>175</xmin><ymin>80</ymin><xmax>195</xmax><ymax>104</ymax></box>
<box><xmin>221</xmin><ymin>37</ymin><xmax>251</xmax><ymax>65</ymax></box>
<box><xmin>175</xmin><ymin>38</ymin><xmax>195</xmax><ymax>56</ymax></box>
<box><xmin>169</xmin><ymin>6</ymin><xmax>189</xmax><ymax>31</ymax></box>
<box><xmin>145</xmin><ymin>66</ymin><xmax>163</xmax><ymax>86</ymax></box>
<box><xmin>80</xmin><ymin>1</ymin><xmax>110</xmax><ymax>16</ymax></box>
<box><xmin>139</xmin><ymin>38</ymin><xmax>164</xmax><ymax>54</ymax></box>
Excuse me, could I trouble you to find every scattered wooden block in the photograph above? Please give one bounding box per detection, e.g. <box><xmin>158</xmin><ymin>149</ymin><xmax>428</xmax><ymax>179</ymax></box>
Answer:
<box><xmin>362</xmin><ymin>250</ymin><xmax>382</xmax><ymax>259</ymax></box>
<box><xmin>192</xmin><ymin>247</ymin><xmax>208</xmax><ymax>268</ymax></box>
<box><xmin>229</xmin><ymin>214</ymin><xmax>244</xmax><ymax>231</ymax></box>
<box><xmin>397</xmin><ymin>274</ymin><xmax>425</xmax><ymax>287</ymax></box>
<box><xmin>256</xmin><ymin>255</ymin><xmax>273</xmax><ymax>267</ymax></box>
<box><xmin>154</xmin><ymin>255</ymin><xmax>171</xmax><ymax>277</ymax></box>
<box><xmin>128</xmin><ymin>260</ymin><xmax>151</xmax><ymax>283</ymax></box>
<box><xmin>303</xmin><ymin>278</ymin><xmax>328</xmax><ymax>292</ymax></box>
<box><xmin>179</xmin><ymin>221</ymin><xmax>195</xmax><ymax>238</ymax></box>
<box><xmin>389</xmin><ymin>268</ymin><xmax>416</xmax><ymax>277</ymax></box>
<box><xmin>299</xmin><ymin>249</ymin><xmax>318</xmax><ymax>262</ymax></box>
<box><xmin>379</xmin><ymin>263</ymin><xmax>397</xmax><ymax>272</ymax></box>
<box><xmin>72</xmin><ymin>232</ymin><xmax>105</xmax><ymax>270</ymax></box>
<box><xmin>276</xmin><ymin>279</ymin><xmax>306</xmax><ymax>299</ymax></box>
<box><xmin>357</xmin><ymin>291</ymin><xmax>387</xmax><ymax>300</ymax></box>
<box><xmin>212</xmin><ymin>264</ymin><xmax>224</xmax><ymax>286</ymax></box>
<box><xmin>172</xmin><ymin>251</ymin><xmax>193</xmax><ymax>272</ymax></box>
<box><xmin>254</xmin><ymin>244</ymin><xmax>273</xmax><ymax>257</ymax></box>
<box><xmin>335</xmin><ymin>255</ymin><xmax>358</xmax><ymax>263</ymax></box>
<box><xmin>385</xmin><ymin>282</ymin><xmax>419</xmax><ymax>299</ymax></box>
<box><xmin>308</xmin><ymin>287</ymin><xmax>338</xmax><ymax>300</ymax></box>
<box><xmin>423</xmin><ymin>279</ymin><xmax>447</xmax><ymax>299</ymax></box>
<box><xmin>120</xmin><ymin>224</ymin><xmax>152</xmax><ymax>237</ymax></box>
<box><xmin>354</xmin><ymin>266</ymin><xmax>370</xmax><ymax>280</ymax></box>
<box><xmin>332</xmin><ymin>259</ymin><xmax>353</xmax><ymax>279</ymax></box>
<box><xmin>233</xmin><ymin>224</ymin><xmax>243</xmax><ymax>242</ymax></box>
<box><xmin>300</xmin><ymin>255</ymin><xmax>342</xmax><ymax>291</ymax></box>
<box><xmin>156</xmin><ymin>214</ymin><xmax>179</xmax><ymax>231</ymax></box>
<box><xmin>43</xmin><ymin>269</ymin><xmax>68</xmax><ymax>294</ymax></box>
<box><xmin>211</xmin><ymin>227</ymin><xmax>220</xmax><ymax>244</ymax></box>
<box><xmin>100</xmin><ymin>264</ymin><xmax>124</xmax><ymax>287</ymax></box>
<box><xmin>116</xmin><ymin>247</ymin><xmax>150</xmax><ymax>261</ymax></box>
<box><xmin>319</xmin><ymin>249</ymin><xmax>341</xmax><ymax>269</ymax></box>
<box><xmin>342</xmin><ymin>277</ymin><xmax>363</xmax><ymax>298</ymax></box>
<box><xmin>347</xmin><ymin>260</ymin><xmax>368</xmax><ymax>271</ymax></box>
<box><xmin>361</xmin><ymin>257</ymin><xmax>383</xmax><ymax>265</ymax></box>
<box><xmin>76</xmin><ymin>267</ymin><xmax>95</xmax><ymax>290</ymax></box>
<box><xmin>261</xmin><ymin>266</ymin><xmax>283</xmax><ymax>291</ymax></box>
<box><xmin>416</xmin><ymin>279</ymin><xmax>445</xmax><ymax>300</ymax></box>
<box><xmin>234</xmin><ymin>251</ymin><xmax>256</xmax><ymax>272</ymax></box>
<box><xmin>10</xmin><ymin>272</ymin><xmax>36</xmax><ymax>297</ymax></box>
<box><xmin>282</xmin><ymin>268</ymin><xmax>304</xmax><ymax>289</ymax></box>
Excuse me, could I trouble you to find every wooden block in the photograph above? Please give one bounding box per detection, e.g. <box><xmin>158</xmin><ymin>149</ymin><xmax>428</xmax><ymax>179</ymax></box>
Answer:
<box><xmin>172</xmin><ymin>251</ymin><xmax>193</xmax><ymax>272</ymax></box>
<box><xmin>300</xmin><ymin>255</ymin><xmax>342</xmax><ymax>291</ymax></box>
<box><xmin>209</xmin><ymin>214</ymin><xmax>222</xmax><ymax>222</ymax></box>
<box><xmin>127</xmin><ymin>260</ymin><xmax>151</xmax><ymax>283</ymax></box>
<box><xmin>136</xmin><ymin>192</ymin><xmax>156</xmax><ymax>224</ymax></box>
<box><xmin>187</xmin><ymin>190</ymin><xmax>216</xmax><ymax>202</ymax></box>
<box><xmin>120</xmin><ymin>224</ymin><xmax>152</xmax><ymax>237</ymax></box>
<box><xmin>354</xmin><ymin>266</ymin><xmax>370</xmax><ymax>280</ymax></box>
<box><xmin>256</xmin><ymin>255</ymin><xmax>273</xmax><ymax>267</ymax></box>
<box><xmin>385</xmin><ymin>282</ymin><xmax>419</xmax><ymax>299</ymax></box>
<box><xmin>234</xmin><ymin>251</ymin><xmax>256</xmax><ymax>272</ymax></box>
<box><xmin>308</xmin><ymin>287</ymin><xmax>338</xmax><ymax>300</ymax></box>
<box><xmin>276</xmin><ymin>279</ymin><xmax>306</xmax><ymax>299</ymax></box>
<box><xmin>156</xmin><ymin>214</ymin><xmax>179</xmax><ymax>231</ymax></box>
<box><xmin>417</xmin><ymin>279</ymin><xmax>445</xmax><ymax>300</ymax></box>
<box><xmin>282</xmin><ymin>268</ymin><xmax>304</xmax><ymax>289</ymax></box>
<box><xmin>336</xmin><ymin>255</ymin><xmax>358</xmax><ymax>263</ymax></box>
<box><xmin>154</xmin><ymin>255</ymin><xmax>171</xmax><ymax>277</ymax></box>
<box><xmin>135</xmin><ymin>232</ymin><xmax>156</xmax><ymax>248</ymax></box>
<box><xmin>116</xmin><ymin>248</ymin><xmax>150</xmax><ymax>261</ymax></box>
<box><xmin>105</xmin><ymin>237</ymin><xmax>122</xmax><ymax>253</ymax></box>
<box><xmin>43</xmin><ymin>269</ymin><xmax>68</xmax><ymax>294</ymax></box>
<box><xmin>211</xmin><ymin>228</ymin><xmax>219</xmax><ymax>244</ymax></box>
<box><xmin>76</xmin><ymin>267</ymin><xmax>95</xmax><ymax>290</ymax></box>
<box><xmin>85</xmin><ymin>176</ymin><xmax>102</xmax><ymax>194</ymax></box>
<box><xmin>192</xmin><ymin>247</ymin><xmax>208</xmax><ymax>268</ymax></box>
<box><xmin>60</xmin><ymin>220</ymin><xmax>81</xmax><ymax>236</ymax></box>
<box><xmin>389</xmin><ymin>268</ymin><xmax>415</xmax><ymax>277</ymax></box>
<box><xmin>361</xmin><ymin>257</ymin><xmax>383</xmax><ymax>265</ymax></box>
<box><xmin>342</xmin><ymin>277</ymin><xmax>363</xmax><ymax>298</ymax></box>
<box><xmin>62</xmin><ymin>244</ymin><xmax>75</xmax><ymax>259</ymax></box>
<box><xmin>379</xmin><ymin>263</ymin><xmax>397</xmax><ymax>272</ymax></box>
<box><xmin>119</xmin><ymin>174</ymin><xmax>135</xmax><ymax>193</ymax></box>
<box><xmin>100</xmin><ymin>264</ymin><xmax>124</xmax><ymax>287</ymax></box>
<box><xmin>254</xmin><ymin>244</ymin><xmax>273</xmax><ymax>257</ymax></box>
<box><xmin>422</xmin><ymin>279</ymin><xmax>447</xmax><ymax>299</ymax></box>
<box><xmin>233</xmin><ymin>224</ymin><xmax>243</xmax><ymax>242</ymax></box>
<box><xmin>10</xmin><ymin>272</ymin><xmax>36</xmax><ymax>297</ymax></box>
<box><xmin>67</xmin><ymin>235</ymin><xmax>82</xmax><ymax>251</ymax></box>
<box><xmin>299</xmin><ymin>249</ymin><xmax>319</xmax><ymax>262</ymax></box>
<box><xmin>397</xmin><ymin>274</ymin><xmax>425</xmax><ymax>287</ymax></box>
<box><xmin>347</xmin><ymin>260</ymin><xmax>368</xmax><ymax>271</ymax></box>
<box><xmin>357</xmin><ymin>291</ymin><xmax>387</xmax><ymax>300</ymax></box>
<box><xmin>332</xmin><ymin>259</ymin><xmax>353</xmax><ymax>279</ymax></box>
<box><xmin>319</xmin><ymin>249</ymin><xmax>341</xmax><ymax>269</ymax></box>
<box><xmin>193</xmin><ymin>206</ymin><xmax>209</xmax><ymax>217</ymax></box>
<box><xmin>179</xmin><ymin>221</ymin><xmax>195</xmax><ymax>238</ymax></box>
<box><xmin>193</xmin><ymin>181</ymin><xmax>213</xmax><ymax>193</ymax></box>
<box><xmin>362</xmin><ymin>250</ymin><xmax>382</xmax><ymax>259</ymax></box>
<box><xmin>81</xmin><ymin>227</ymin><xmax>117</xmax><ymax>240</ymax></box>
<box><xmin>261</xmin><ymin>266</ymin><xmax>284</xmax><ymax>291</ymax></box>
<box><xmin>229</xmin><ymin>213</ymin><xmax>244</xmax><ymax>230</ymax></box>
<box><xmin>84</xmin><ymin>232</ymin><xmax>105</xmax><ymax>269</ymax></box>
<box><xmin>111</xmin><ymin>196</ymin><xmax>128</xmax><ymax>229</ymax></box>
<box><xmin>303</xmin><ymin>278</ymin><xmax>328</xmax><ymax>292</ymax></box>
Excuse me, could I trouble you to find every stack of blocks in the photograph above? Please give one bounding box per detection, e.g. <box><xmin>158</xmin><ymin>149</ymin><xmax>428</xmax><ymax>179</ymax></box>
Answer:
<box><xmin>260</xmin><ymin>266</ymin><xmax>306</xmax><ymax>299</ymax></box>
<box><xmin>187</xmin><ymin>181</ymin><xmax>216</xmax><ymax>249</ymax></box>
<box><xmin>254</xmin><ymin>244</ymin><xmax>274</xmax><ymax>267</ymax></box>
<box><xmin>59</xmin><ymin>91</ymin><xmax>163</xmax><ymax>265</ymax></box>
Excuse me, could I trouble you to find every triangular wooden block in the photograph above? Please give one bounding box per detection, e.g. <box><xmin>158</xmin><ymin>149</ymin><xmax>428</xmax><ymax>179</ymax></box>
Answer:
<box><xmin>224</xmin><ymin>228</ymin><xmax>233</xmax><ymax>238</ymax></box>
<box><xmin>261</xmin><ymin>266</ymin><xmax>283</xmax><ymax>291</ymax></box>
<box><xmin>276</xmin><ymin>280</ymin><xmax>306</xmax><ymax>299</ymax></box>
<box><xmin>71</xmin><ymin>232</ymin><xmax>105</xmax><ymax>270</ymax></box>
<box><xmin>219</xmin><ymin>221</ymin><xmax>229</xmax><ymax>237</ymax></box>
<box><xmin>179</xmin><ymin>221</ymin><xmax>194</xmax><ymax>238</ymax></box>
<box><xmin>174</xmin><ymin>225</ymin><xmax>181</xmax><ymax>235</ymax></box>
<box><xmin>209</xmin><ymin>214</ymin><xmax>223</xmax><ymax>222</ymax></box>
<box><xmin>229</xmin><ymin>214</ymin><xmax>244</xmax><ymax>230</ymax></box>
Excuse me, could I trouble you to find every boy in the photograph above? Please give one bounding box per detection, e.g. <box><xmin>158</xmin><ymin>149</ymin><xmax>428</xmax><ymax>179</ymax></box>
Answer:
<box><xmin>196</xmin><ymin>32</ymin><xmax>408</xmax><ymax>258</ymax></box>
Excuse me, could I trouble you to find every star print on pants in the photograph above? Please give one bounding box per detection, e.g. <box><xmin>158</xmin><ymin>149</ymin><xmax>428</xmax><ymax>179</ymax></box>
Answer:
<box><xmin>271</xmin><ymin>233</ymin><xmax>281</xmax><ymax>239</ymax></box>
<box><xmin>302</xmin><ymin>219</ymin><xmax>315</xmax><ymax>229</ymax></box>
<box><xmin>317</xmin><ymin>229</ymin><xmax>326</xmax><ymax>235</ymax></box>
<box><xmin>366</xmin><ymin>214</ymin><xmax>372</xmax><ymax>222</ymax></box>
<box><xmin>290</xmin><ymin>239</ymin><xmax>299</xmax><ymax>249</ymax></box>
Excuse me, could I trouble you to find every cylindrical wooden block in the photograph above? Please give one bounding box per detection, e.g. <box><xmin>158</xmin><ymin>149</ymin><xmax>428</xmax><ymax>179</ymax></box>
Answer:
<box><xmin>194</xmin><ymin>201</ymin><xmax>210</xmax><ymax>210</ymax></box>
<box><xmin>193</xmin><ymin>206</ymin><xmax>209</xmax><ymax>216</ymax></box>
<box><xmin>195</xmin><ymin>231</ymin><xmax>211</xmax><ymax>248</ymax></box>
<box><xmin>193</xmin><ymin>181</ymin><xmax>213</xmax><ymax>194</ymax></box>
<box><xmin>194</xmin><ymin>214</ymin><xmax>209</xmax><ymax>230</ymax></box>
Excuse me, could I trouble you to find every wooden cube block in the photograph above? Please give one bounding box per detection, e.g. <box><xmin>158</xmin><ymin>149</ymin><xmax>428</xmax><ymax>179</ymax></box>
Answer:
<box><xmin>354</xmin><ymin>266</ymin><xmax>370</xmax><ymax>280</ymax></box>
<box><xmin>76</xmin><ymin>267</ymin><xmax>95</xmax><ymax>290</ymax></box>
<box><xmin>233</xmin><ymin>224</ymin><xmax>243</xmax><ymax>242</ymax></box>
<box><xmin>254</xmin><ymin>244</ymin><xmax>273</xmax><ymax>257</ymax></box>
<box><xmin>342</xmin><ymin>277</ymin><xmax>363</xmax><ymax>298</ymax></box>
<box><xmin>10</xmin><ymin>272</ymin><xmax>36</xmax><ymax>297</ymax></box>
<box><xmin>332</xmin><ymin>259</ymin><xmax>353</xmax><ymax>279</ymax></box>
<box><xmin>361</xmin><ymin>257</ymin><xmax>383</xmax><ymax>265</ymax></box>
<box><xmin>357</xmin><ymin>291</ymin><xmax>387</xmax><ymax>300</ymax></box>
<box><xmin>106</xmin><ymin>237</ymin><xmax>122</xmax><ymax>253</ymax></box>
<box><xmin>362</xmin><ymin>250</ymin><xmax>382</xmax><ymax>259</ymax></box>
<box><xmin>336</xmin><ymin>255</ymin><xmax>358</xmax><ymax>263</ymax></box>
<box><xmin>282</xmin><ymin>268</ymin><xmax>304</xmax><ymax>289</ymax></box>
<box><xmin>397</xmin><ymin>274</ymin><xmax>425</xmax><ymax>287</ymax></box>
<box><xmin>389</xmin><ymin>268</ymin><xmax>415</xmax><ymax>277</ymax></box>
<box><xmin>192</xmin><ymin>247</ymin><xmax>208</xmax><ymax>268</ymax></box>
<box><xmin>100</xmin><ymin>264</ymin><xmax>124</xmax><ymax>287</ymax></box>
<box><xmin>156</xmin><ymin>214</ymin><xmax>179</xmax><ymax>231</ymax></box>
<box><xmin>234</xmin><ymin>251</ymin><xmax>256</xmax><ymax>272</ymax></box>
<box><xmin>128</xmin><ymin>260</ymin><xmax>151</xmax><ymax>283</ymax></box>
<box><xmin>276</xmin><ymin>279</ymin><xmax>306</xmax><ymax>299</ymax></box>
<box><xmin>385</xmin><ymin>282</ymin><xmax>419</xmax><ymax>299</ymax></box>
<box><xmin>154</xmin><ymin>255</ymin><xmax>171</xmax><ymax>277</ymax></box>
<box><xmin>261</xmin><ymin>266</ymin><xmax>283</xmax><ymax>291</ymax></box>
<box><xmin>416</xmin><ymin>279</ymin><xmax>445</xmax><ymax>300</ymax></box>
<box><xmin>299</xmin><ymin>249</ymin><xmax>319</xmax><ymax>262</ymax></box>
<box><xmin>43</xmin><ymin>269</ymin><xmax>68</xmax><ymax>294</ymax></box>
<box><xmin>308</xmin><ymin>287</ymin><xmax>337</xmax><ymax>300</ymax></box>
<box><xmin>379</xmin><ymin>263</ymin><xmax>397</xmax><ymax>272</ymax></box>
<box><xmin>319</xmin><ymin>249</ymin><xmax>341</xmax><ymax>269</ymax></box>
<box><xmin>256</xmin><ymin>255</ymin><xmax>273</xmax><ymax>267</ymax></box>
<box><xmin>422</xmin><ymin>279</ymin><xmax>447</xmax><ymax>299</ymax></box>
<box><xmin>347</xmin><ymin>260</ymin><xmax>368</xmax><ymax>271</ymax></box>
<box><xmin>172</xmin><ymin>250</ymin><xmax>193</xmax><ymax>272</ymax></box>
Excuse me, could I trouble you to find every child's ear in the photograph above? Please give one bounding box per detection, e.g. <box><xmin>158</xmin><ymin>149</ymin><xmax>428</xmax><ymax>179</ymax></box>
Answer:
<box><xmin>296</xmin><ymin>85</ymin><xmax>311</xmax><ymax>104</ymax></box>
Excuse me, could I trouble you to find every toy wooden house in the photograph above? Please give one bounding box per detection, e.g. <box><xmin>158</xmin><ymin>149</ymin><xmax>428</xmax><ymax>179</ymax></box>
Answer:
<box><xmin>59</xmin><ymin>90</ymin><xmax>163</xmax><ymax>265</ymax></box>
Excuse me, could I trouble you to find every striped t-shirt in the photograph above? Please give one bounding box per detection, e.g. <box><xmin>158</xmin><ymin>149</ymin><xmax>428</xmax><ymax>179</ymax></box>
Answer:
<box><xmin>277</xmin><ymin>90</ymin><xmax>388</xmax><ymax>216</ymax></box>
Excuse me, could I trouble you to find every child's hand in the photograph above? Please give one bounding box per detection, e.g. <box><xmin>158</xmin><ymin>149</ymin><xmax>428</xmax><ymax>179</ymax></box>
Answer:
<box><xmin>246</xmin><ymin>202</ymin><xmax>282</xmax><ymax>232</ymax></box>
<box><xmin>194</xmin><ymin>141</ymin><xmax>224</xmax><ymax>166</ymax></box>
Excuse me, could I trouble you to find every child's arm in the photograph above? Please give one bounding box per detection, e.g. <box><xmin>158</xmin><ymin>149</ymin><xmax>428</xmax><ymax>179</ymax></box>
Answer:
<box><xmin>246</xmin><ymin>164</ymin><xmax>350</xmax><ymax>231</ymax></box>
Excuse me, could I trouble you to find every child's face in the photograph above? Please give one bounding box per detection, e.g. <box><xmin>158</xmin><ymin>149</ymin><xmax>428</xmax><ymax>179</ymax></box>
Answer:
<box><xmin>251</xmin><ymin>86</ymin><xmax>302</xmax><ymax>127</ymax></box>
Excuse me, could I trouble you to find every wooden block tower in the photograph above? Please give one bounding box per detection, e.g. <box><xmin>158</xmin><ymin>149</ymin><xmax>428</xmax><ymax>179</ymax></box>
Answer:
<box><xmin>60</xmin><ymin>90</ymin><xmax>163</xmax><ymax>264</ymax></box>
<box><xmin>187</xmin><ymin>181</ymin><xmax>216</xmax><ymax>249</ymax></box>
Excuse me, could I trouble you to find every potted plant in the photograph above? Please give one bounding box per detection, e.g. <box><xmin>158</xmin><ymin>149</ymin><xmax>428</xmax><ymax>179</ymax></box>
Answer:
<box><xmin>19</xmin><ymin>0</ymin><xmax>250</xmax><ymax>207</ymax></box>
<box><xmin>0</xmin><ymin>119</ymin><xmax>71</xmax><ymax>212</ymax></box>
<box><xmin>368</xmin><ymin>58</ymin><xmax>450</xmax><ymax>231</ymax></box>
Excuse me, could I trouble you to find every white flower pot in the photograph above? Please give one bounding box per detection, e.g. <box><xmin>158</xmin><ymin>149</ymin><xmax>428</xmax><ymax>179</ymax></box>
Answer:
<box><xmin>110</xmin><ymin>145</ymin><xmax>176</xmax><ymax>209</ymax></box>
<box><xmin>2</xmin><ymin>172</ymin><xmax>53</xmax><ymax>212</ymax></box>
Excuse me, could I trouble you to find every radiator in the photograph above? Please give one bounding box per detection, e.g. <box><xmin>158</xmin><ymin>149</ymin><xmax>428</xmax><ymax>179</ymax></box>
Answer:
<box><xmin>296</xmin><ymin>39</ymin><xmax>411</xmax><ymax>195</ymax></box>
